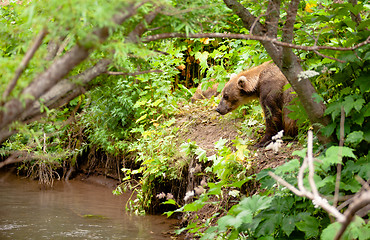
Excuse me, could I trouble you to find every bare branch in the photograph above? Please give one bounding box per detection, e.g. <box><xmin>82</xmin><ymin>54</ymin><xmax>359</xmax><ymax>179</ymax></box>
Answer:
<box><xmin>2</xmin><ymin>28</ymin><xmax>48</xmax><ymax>102</ymax></box>
<box><xmin>106</xmin><ymin>69</ymin><xmax>162</xmax><ymax>76</ymax></box>
<box><xmin>269</xmin><ymin>172</ymin><xmax>303</xmax><ymax>196</ymax></box>
<box><xmin>223</xmin><ymin>0</ymin><xmax>265</xmax><ymax>35</ymax></box>
<box><xmin>143</xmin><ymin>33</ymin><xmax>370</xmax><ymax>53</ymax></box>
<box><xmin>126</xmin><ymin>6</ymin><xmax>164</xmax><ymax>43</ymax></box>
<box><xmin>307</xmin><ymin>130</ymin><xmax>320</xmax><ymax>197</ymax></box>
<box><xmin>335</xmin><ymin>191</ymin><xmax>370</xmax><ymax>240</ymax></box>
<box><xmin>269</xmin><ymin>130</ymin><xmax>346</xmax><ymax>222</ymax></box>
<box><xmin>250</xmin><ymin>13</ymin><xmax>266</xmax><ymax>36</ymax></box>
<box><xmin>334</xmin><ymin>106</ymin><xmax>345</xmax><ymax>207</ymax></box>
<box><xmin>270</xmin><ymin>129</ymin><xmax>370</xmax><ymax>239</ymax></box>
<box><xmin>313</xmin><ymin>50</ymin><xmax>346</xmax><ymax>63</ymax></box>
<box><xmin>21</xmin><ymin>59</ymin><xmax>111</xmax><ymax>122</ymax></box>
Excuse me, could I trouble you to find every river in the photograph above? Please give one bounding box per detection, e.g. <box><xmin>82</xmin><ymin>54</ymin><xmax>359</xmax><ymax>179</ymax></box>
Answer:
<box><xmin>0</xmin><ymin>170</ymin><xmax>178</xmax><ymax>239</ymax></box>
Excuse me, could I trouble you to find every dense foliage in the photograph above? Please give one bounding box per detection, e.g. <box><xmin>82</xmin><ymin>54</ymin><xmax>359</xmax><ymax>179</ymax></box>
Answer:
<box><xmin>1</xmin><ymin>0</ymin><xmax>369</xmax><ymax>239</ymax></box>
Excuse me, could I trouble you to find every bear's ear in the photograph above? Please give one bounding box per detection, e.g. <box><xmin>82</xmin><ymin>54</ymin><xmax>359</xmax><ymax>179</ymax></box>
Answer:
<box><xmin>237</xmin><ymin>76</ymin><xmax>248</xmax><ymax>90</ymax></box>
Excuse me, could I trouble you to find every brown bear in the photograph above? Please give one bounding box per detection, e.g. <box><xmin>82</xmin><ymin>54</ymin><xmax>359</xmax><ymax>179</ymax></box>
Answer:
<box><xmin>190</xmin><ymin>79</ymin><xmax>219</xmax><ymax>103</ymax></box>
<box><xmin>216</xmin><ymin>61</ymin><xmax>297</xmax><ymax>147</ymax></box>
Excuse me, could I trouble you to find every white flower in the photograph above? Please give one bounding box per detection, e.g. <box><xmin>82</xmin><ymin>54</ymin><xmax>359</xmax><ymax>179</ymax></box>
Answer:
<box><xmin>156</xmin><ymin>192</ymin><xmax>166</xmax><ymax>199</ymax></box>
<box><xmin>298</xmin><ymin>70</ymin><xmax>319</xmax><ymax>82</ymax></box>
<box><xmin>166</xmin><ymin>193</ymin><xmax>174</xmax><ymax>200</ymax></box>
<box><xmin>272</xmin><ymin>130</ymin><xmax>284</xmax><ymax>140</ymax></box>
<box><xmin>265</xmin><ymin>130</ymin><xmax>284</xmax><ymax>153</ymax></box>
<box><xmin>184</xmin><ymin>191</ymin><xmax>195</xmax><ymax>201</ymax></box>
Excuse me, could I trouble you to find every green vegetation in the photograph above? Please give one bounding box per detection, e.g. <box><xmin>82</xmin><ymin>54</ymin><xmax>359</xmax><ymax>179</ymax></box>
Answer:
<box><xmin>1</xmin><ymin>0</ymin><xmax>369</xmax><ymax>239</ymax></box>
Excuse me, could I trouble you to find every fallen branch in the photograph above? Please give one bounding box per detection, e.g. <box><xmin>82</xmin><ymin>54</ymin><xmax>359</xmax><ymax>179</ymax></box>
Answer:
<box><xmin>0</xmin><ymin>150</ymin><xmax>72</xmax><ymax>168</ymax></box>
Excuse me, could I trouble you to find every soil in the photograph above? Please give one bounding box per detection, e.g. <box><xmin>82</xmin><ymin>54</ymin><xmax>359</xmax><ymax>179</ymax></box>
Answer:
<box><xmin>176</xmin><ymin>100</ymin><xmax>300</xmax><ymax>171</ymax></box>
<box><xmin>172</xmin><ymin>99</ymin><xmax>301</xmax><ymax>238</ymax></box>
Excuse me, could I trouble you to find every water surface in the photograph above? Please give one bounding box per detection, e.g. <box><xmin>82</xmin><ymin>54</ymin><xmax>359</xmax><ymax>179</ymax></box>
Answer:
<box><xmin>0</xmin><ymin>171</ymin><xmax>177</xmax><ymax>239</ymax></box>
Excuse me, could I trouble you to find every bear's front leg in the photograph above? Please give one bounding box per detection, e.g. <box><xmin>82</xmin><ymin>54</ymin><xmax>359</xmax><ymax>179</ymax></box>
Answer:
<box><xmin>256</xmin><ymin>94</ymin><xmax>283</xmax><ymax>147</ymax></box>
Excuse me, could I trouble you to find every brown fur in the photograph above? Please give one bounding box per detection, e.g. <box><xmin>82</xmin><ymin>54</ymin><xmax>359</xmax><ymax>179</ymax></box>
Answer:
<box><xmin>190</xmin><ymin>79</ymin><xmax>219</xmax><ymax>103</ymax></box>
<box><xmin>216</xmin><ymin>61</ymin><xmax>297</xmax><ymax>147</ymax></box>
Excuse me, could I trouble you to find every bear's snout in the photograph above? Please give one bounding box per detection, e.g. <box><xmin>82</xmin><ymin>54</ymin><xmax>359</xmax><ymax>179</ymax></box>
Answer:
<box><xmin>215</xmin><ymin>106</ymin><xmax>227</xmax><ymax>115</ymax></box>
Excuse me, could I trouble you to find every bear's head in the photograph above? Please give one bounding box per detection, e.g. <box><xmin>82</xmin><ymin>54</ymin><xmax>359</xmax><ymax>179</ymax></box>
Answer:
<box><xmin>216</xmin><ymin>74</ymin><xmax>258</xmax><ymax>115</ymax></box>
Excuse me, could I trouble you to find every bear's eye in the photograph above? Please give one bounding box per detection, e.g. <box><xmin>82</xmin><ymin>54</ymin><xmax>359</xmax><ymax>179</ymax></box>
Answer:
<box><xmin>223</xmin><ymin>94</ymin><xmax>229</xmax><ymax>100</ymax></box>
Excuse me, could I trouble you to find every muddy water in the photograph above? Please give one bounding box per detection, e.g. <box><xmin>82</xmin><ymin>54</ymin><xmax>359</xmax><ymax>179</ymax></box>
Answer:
<box><xmin>0</xmin><ymin>171</ymin><xmax>177</xmax><ymax>239</ymax></box>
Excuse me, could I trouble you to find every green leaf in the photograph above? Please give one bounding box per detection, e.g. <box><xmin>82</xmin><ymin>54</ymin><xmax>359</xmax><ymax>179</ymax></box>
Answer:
<box><xmin>355</xmin><ymin>74</ymin><xmax>370</xmax><ymax>93</ymax></box>
<box><xmin>325</xmin><ymin>102</ymin><xmax>342</xmax><ymax>121</ymax></box>
<box><xmin>161</xmin><ymin>199</ymin><xmax>178</xmax><ymax>206</ymax></box>
<box><xmin>215</xmin><ymin>138</ymin><xmax>228</xmax><ymax>150</ymax></box>
<box><xmin>152</xmin><ymin>99</ymin><xmax>164</xmax><ymax>107</ymax></box>
<box><xmin>256</xmin><ymin>214</ymin><xmax>279</xmax><ymax>237</ymax></box>
<box><xmin>321</xmin><ymin>122</ymin><xmax>336</xmax><ymax>137</ymax></box>
<box><xmin>345</xmin><ymin>131</ymin><xmax>364</xmax><ymax>146</ymax></box>
<box><xmin>324</xmin><ymin>216</ymin><xmax>370</xmax><ymax>240</ymax></box>
<box><xmin>342</xmin><ymin>157</ymin><xmax>370</xmax><ymax>180</ymax></box>
<box><xmin>257</xmin><ymin>237</ymin><xmax>274</xmax><ymax>240</ymax></box>
<box><xmin>316</xmin><ymin>175</ymin><xmax>335</xmax><ymax>190</ymax></box>
<box><xmin>341</xmin><ymin>178</ymin><xmax>361</xmax><ymax>193</ymax></box>
<box><xmin>295</xmin><ymin>215</ymin><xmax>319</xmax><ymax>239</ymax></box>
<box><xmin>321</xmin><ymin>222</ymin><xmax>341</xmax><ymax>240</ymax></box>
<box><xmin>217</xmin><ymin>215</ymin><xmax>241</xmax><ymax>231</ymax></box>
<box><xmin>236</xmin><ymin>195</ymin><xmax>272</xmax><ymax>217</ymax></box>
<box><xmin>282</xmin><ymin>215</ymin><xmax>296</xmax><ymax>237</ymax></box>
<box><xmin>354</xmin><ymin>98</ymin><xmax>365</xmax><ymax>112</ymax></box>
<box><xmin>195</xmin><ymin>51</ymin><xmax>209</xmax><ymax>71</ymax></box>
<box><xmin>275</xmin><ymin>159</ymin><xmax>300</xmax><ymax>175</ymax></box>
<box><xmin>364</xmin><ymin>103</ymin><xmax>370</xmax><ymax>117</ymax></box>
<box><xmin>207</xmin><ymin>182</ymin><xmax>222</xmax><ymax>195</ymax></box>
<box><xmin>135</xmin><ymin>114</ymin><xmax>147</xmax><ymax>123</ymax></box>
<box><xmin>183</xmin><ymin>199</ymin><xmax>206</xmax><ymax>212</ymax></box>
<box><xmin>195</xmin><ymin>147</ymin><xmax>207</xmax><ymax>162</ymax></box>
<box><xmin>349</xmin><ymin>216</ymin><xmax>370</xmax><ymax>240</ymax></box>
<box><xmin>320</xmin><ymin>146</ymin><xmax>356</xmax><ymax>169</ymax></box>
<box><xmin>231</xmin><ymin>178</ymin><xmax>250</xmax><ymax>188</ymax></box>
<box><xmin>217</xmin><ymin>207</ymin><xmax>253</xmax><ymax>232</ymax></box>
<box><xmin>293</xmin><ymin>148</ymin><xmax>307</xmax><ymax>158</ymax></box>
<box><xmin>343</xmin><ymin>96</ymin><xmax>355</xmax><ymax>115</ymax></box>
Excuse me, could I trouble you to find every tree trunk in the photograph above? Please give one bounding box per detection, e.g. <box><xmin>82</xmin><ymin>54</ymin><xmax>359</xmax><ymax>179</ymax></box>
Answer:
<box><xmin>223</xmin><ymin>0</ymin><xmax>332</xmax><ymax>144</ymax></box>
